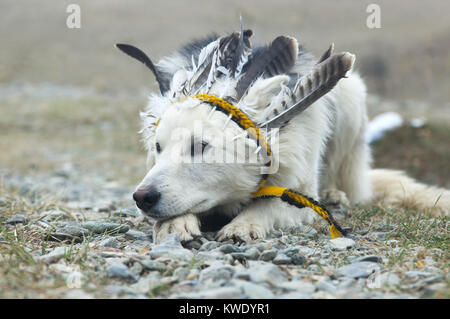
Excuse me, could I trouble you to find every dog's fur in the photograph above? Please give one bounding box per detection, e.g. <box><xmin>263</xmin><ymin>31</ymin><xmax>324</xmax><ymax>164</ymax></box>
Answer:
<box><xmin>134</xmin><ymin>35</ymin><xmax>450</xmax><ymax>243</ymax></box>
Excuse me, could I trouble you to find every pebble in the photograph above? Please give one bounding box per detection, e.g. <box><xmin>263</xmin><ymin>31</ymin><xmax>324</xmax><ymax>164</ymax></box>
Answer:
<box><xmin>199</xmin><ymin>263</ymin><xmax>235</xmax><ymax>283</ymax></box>
<box><xmin>149</xmin><ymin>234</ymin><xmax>194</xmax><ymax>261</ymax></box>
<box><xmin>98</xmin><ymin>237</ymin><xmax>120</xmax><ymax>249</ymax></box>
<box><xmin>40</xmin><ymin>210</ymin><xmax>69</xmax><ymax>220</ymax></box>
<box><xmin>336</xmin><ymin>262</ymin><xmax>381</xmax><ymax>279</ymax></box>
<box><xmin>248</xmin><ymin>262</ymin><xmax>288</xmax><ymax>285</ymax></box>
<box><xmin>329</xmin><ymin>238</ymin><xmax>356</xmax><ymax>250</ymax></box>
<box><xmin>199</xmin><ymin>241</ymin><xmax>221</xmax><ymax>251</ymax></box>
<box><xmin>277</xmin><ymin>281</ymin><xmax>316</xmax><ymax>294</ymax></box>
<box><xmin>219</xmin><ymin>244</ymin><xmax>242</xmax><ymax>254</ymax></box>
<box><xmin>124</xmin><ymin>229</ymin><xmax>150</xmax><ymax>241</ymax></box>
<box><xmin>140</xmin><ymin>259</ymin><xmax>167</xmax><ymax>272</ymax></box>
<box><xmin>351</xmin><ymin>255</ymin><xmax>382</xmax><ymax>263</ymax></box>
<box><xmin>112</xmin><ymin>209</ymin><xmax>140</xmax><ymax>218</ymax></box>
<box><xmin>233</xmin><ymin>279</ymin><xmax>274</xmax><ymax>298</ymax></box>
<box><xmin>5</xmin><ymin>214</ymin><xmax>29</xmax><ymax>225</ymax></box>
<box><xmin>174</xmin><ymin>287</ymin><xmax>243</xmax><ymax>299</ymax></box>
<box><xmin>371</xmin><ymin>272</ymin><xmax>401</xmax><ymax>287</ymax></box>
<box><xmin>259</xmin><ymin>249</ymin><xmax>278</xmax><ymax>261</ymax></box>
<box><xmin>291</xmin><ymin>254</ymin><xmax>307</xmax><ymax>265</ymax></box>
<box><xmin>106</xmin><ymin>262</ymin><xmax>137</xmax><ymax>283</ymax></box>
<box><xmin>130</xmin><ymin>272</ymin><xmax>161</xmax><ymax>295</ymax></box>
<box><xmin>272</xmin><ymin>254</ymin><xmax>292</xmax><ymax>265</ymax></box>
<box><xmin>39</xmin><ymin>247</ymin><xmax>67</xmax><ymax>263</ymax></box>
<box><xmin>81</xmin><ymin>221</ymin><xmax>129</xmax><ymax>234</ymax></box>
<box><xmin>130</xmin><ymin>262</ymin><xmax>144</xmax><ymax>277</ymax></box>
<box><xmin>231</xmin><ymin>247</ymin><xmax>260</xmax><ymax>261</ymax></box>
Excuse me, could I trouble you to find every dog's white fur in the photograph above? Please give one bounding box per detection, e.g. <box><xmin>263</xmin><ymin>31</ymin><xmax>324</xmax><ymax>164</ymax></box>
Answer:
<box><xmin>136</xmin><ymin>50</ymin><xmax>450</xmax><ymax>244</ymax></box>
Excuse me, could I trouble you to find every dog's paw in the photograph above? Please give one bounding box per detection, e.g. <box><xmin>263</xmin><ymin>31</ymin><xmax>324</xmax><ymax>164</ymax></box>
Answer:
<box><xmin>321</xmin><ymin>188</ymin><xmax>350</xmax><ymax>207</ymax></box>
<box><xmin>217</xmin><ymin>221</ymin><xmax>266</xmax><ymax>243</ymax></box>
<box><xmin>153</xmin><ymin>214</ymin><xmax>201</xmax><ymax>244</ymax></box>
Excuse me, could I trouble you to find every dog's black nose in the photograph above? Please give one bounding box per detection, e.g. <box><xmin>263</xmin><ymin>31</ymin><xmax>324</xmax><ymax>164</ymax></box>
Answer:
<box><xmin>133</xmin><ymin>187</ymin><xmax>161</xmax><ymax>211</ymax></box>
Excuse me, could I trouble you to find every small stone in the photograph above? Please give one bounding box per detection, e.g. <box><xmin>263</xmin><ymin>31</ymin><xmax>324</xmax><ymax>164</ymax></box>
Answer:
<box><xmin>233</xmin><ymin>279</ymin><xmax>274</xmax><ymax>299</ymax></box>
<box><xmin>130</xmin><ymin>262</ymin><xmax>143</xmax><ymax>277</ymax></box>
<box><xmin>259</xmin><ymin>249</ymin><xmax>278</xmax><ymax>261</ymax></box>
<box><xmin>149</xmin><ymin>234</ymin><xmax>194</xmax><ymax>261</ymax></box>
<box><xmin>307</xmin><ymin>264</ymin><xmax>322</xmax><ymax>273</ymax></box>
<box><xmin>173</xmin><ymin>267</ymin><xmax>190</xmax><ymax>281</ymax></box>
<box><xmin>5</xmin><ymin>214</ymin><xmax>29</xmax><ymax>225</ymax></box>
<box><xmin>219</xmin><ymin>244</ymin><xmax>242</xmax><ymax>254</ymax></box>
<box><xmin>46</xmin><ymin>232</ymin><xmax>82</xmax><ymax>243</ymax></box>
<box><xmin>199</xmin><ymin>241</ymin><xmax>221</xmax><ymax>251</ymax></box>
<box><xmin>81</xmin><ymin>221</ymin><xmax>129</xmax><ymax>234</ymax></box>
<box><xmin>40</xmin><ymin>210</ymin><xmax>69</xmax><ymax>220</ymax></box>
<box><xmin>98</xmin><ymin>237</ymin><xmax>120</xmax><ymax>249</ymax></box>
<box><xmin>273</xmin><ymin>254</ymin><xmax>291</xmax><ymax>265</ymax></box>
<box><xmin>371</xmin><ymin>272</ymin><xmax>401</xmax><ymax>287</ymax></box>
<box><xmin>316</xmin><ymin>278</ymin><xmax>337</xmax><ymax>294</ymax></box>
<box><xmin>231</xmin><ymin>247</ymin><xmax>260</xmax><ymax>261</ymax></box>
<box><xmin>112</xmin><ymin>209</ymin><xmax>140</xmax><ymax>218</ymax></box>
<box><xmin>106</xmin><ymin>262</ymin><xmax>137</xmax><ymax>283</ymax></box>
<box><xmin>130</xmin><ymin>272</ymin><xmax>161</xmax><ymax>294</ymax></box>
<box><xmin>366</xmin><ymin>232</ymin><xmax>389</xmax><ymax>241</ymax></box>
<box><xmin>278</xmin><ymin>291</ymin><xmax>312</xmax><ymax>299</ymax></box>
<box><xmin>57</xmin><ymin>225</ymin><xmax>90</xmax><ymax>238</ymax></box>
<box><xmin>199</xmin><ymin>263</ymin><xmax>235</xmax><ymax>283</ymax></box>
<box><xmin>174</xmin><ymin>287</ymin><xmax>242</xmax><ymax>299</ymax></box>
<box><xmin>277</xmin><ymin>281</ymin><xmax>316</xmax><ymax>294</ymax></box>
<box><xmin>329</xmin><ymin>238</ymin><xmax>356</xmax><ymax>250</ymax></box>
<box><xmin>248</xmin><ymin>262</ymin><xmax>288</xmax><ymax>285</ymax></box>
<box><xmin>124</xmin><ymin>229</ymin><xmax>150</xmax><ymax>241</ymax></box>
<box><xmin>351</xmin><ymin>255</ymin><xmax>382</xmax><ymax>264</ymax></box>
<box><xmin>335</xmin><ymin>262</ymin><xmax>381</xmax><ymax>279</ymax></box>
<box><xmin>39</xmin><ymin>247</ymin><xmax>67</xmax><ymax>264</ymax></box>
<box><xmin>140</xmin><ymin>259</ymin><xmax>167</xmax><ymax>272</ymax></box>
<box><xmin>291</xmin><ymin>254</ymin><xmax>306</xmax><ymax>265</ymax></box>
<box><xmin>183</xmin><ymin>240</ymin><xmax>202</xmax><ymax>250</ymax></box>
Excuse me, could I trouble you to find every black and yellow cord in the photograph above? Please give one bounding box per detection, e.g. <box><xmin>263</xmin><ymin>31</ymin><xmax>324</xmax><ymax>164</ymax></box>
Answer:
<box><xmin>252</xmin><ymin>186</ymin><xmax>346</xmax><ymax>238</ymax></box>
<box><xmin>156</xmin><ymin>93</ymin><xmax>347</xmax><ymax>238</ymax></box>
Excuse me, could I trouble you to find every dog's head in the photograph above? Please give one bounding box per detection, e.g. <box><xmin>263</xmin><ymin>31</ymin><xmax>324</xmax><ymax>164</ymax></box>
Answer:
<box><xmin>116</xmin><ymin>30</ymin><xmax>355</xmax><ymax>220</ymax></box>
<box><xmin>134</xmin><ymin>96</ymin><xmax>264</xmax><ymax>219</ymax></box>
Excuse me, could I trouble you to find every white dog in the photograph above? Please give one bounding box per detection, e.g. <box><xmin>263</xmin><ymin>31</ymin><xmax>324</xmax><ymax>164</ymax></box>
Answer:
<box><xmin>117</xmin><ymin>30</ymin><xmax>449</xmax><ymax>243</ymax></box>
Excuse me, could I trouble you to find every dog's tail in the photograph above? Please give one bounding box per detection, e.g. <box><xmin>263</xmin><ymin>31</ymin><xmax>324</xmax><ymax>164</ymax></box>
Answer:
<box><xmin>369</xmin><ymin>169</ymin><xmax>450</xmax><ymax>216</ymax></box>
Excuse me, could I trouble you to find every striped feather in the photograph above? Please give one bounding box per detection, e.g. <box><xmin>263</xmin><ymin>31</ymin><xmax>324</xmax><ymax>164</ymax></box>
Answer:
<box><xmin>236</xmin><ymin>36</ymin><xmax>298</xmax><ymax>99</ymax></box>
<box><xmin>259</xmin><ymin>52</ymin><xmax>355</xmax><ymax>129</ymax></box>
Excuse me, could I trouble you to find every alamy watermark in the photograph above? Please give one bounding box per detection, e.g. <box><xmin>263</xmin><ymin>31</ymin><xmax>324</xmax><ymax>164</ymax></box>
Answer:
<box><xmin>66</xmin><ymin>4</ymin><xmax>81</xmax><ymax>29</ymax></box>
<box><xmin>366</xmin><ymin>4</ymin><xmax>381</xmax><ymax>29</ymax></box>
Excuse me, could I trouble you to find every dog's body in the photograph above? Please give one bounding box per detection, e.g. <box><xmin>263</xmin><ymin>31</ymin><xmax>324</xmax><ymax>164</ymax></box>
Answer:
<box><xmin>128</xmin><ymin>33</ymin><xmax>449</xmax><ymax>243</ymax></box>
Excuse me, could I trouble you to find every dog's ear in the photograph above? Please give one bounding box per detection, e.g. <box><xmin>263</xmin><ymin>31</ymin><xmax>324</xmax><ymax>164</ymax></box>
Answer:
<box><xmin>259</xmin><ymin>51</ymin><xmax>355</xmax><ymax>129</ymax></box>
<box><xmin>115</xmin><ymin>43</ymin><xmax>170</xmax><ymax>95</ymax></box>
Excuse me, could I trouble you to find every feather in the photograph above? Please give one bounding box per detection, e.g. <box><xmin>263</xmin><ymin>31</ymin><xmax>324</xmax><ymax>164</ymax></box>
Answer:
<box><xmin>259</xmin><ymin>52</ymin><xmax>355</xmax><ymax>129</ymax></box>
<box><xmin>115</xmin><ymin>43</ymin><xmax>170</xmax><ymax>94</ymax></box>
<box><xmin>183</xmin><ymin>39</ymin><xmax>220</xmax><ymax>94</ymax></box>
<box><xmin>317</xmin><ymin>43</ymin><xmax>334</xmax><ymax>64</ymax></box>
<box><xmin>236</xmin><ymin>36</ymin><xmax>298</xmax><ymax>99</ymax></box>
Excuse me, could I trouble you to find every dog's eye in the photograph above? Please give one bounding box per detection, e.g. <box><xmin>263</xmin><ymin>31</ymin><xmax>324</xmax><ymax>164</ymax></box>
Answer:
<box><xmin>190</xmin><ymin>141</ymin><xmax>209</xmax><ymax>157</ymax></box>
<box><xmin>155</xmin><ymin>142</ymin><xmax>161</xmax><ymax>153</ymax></box>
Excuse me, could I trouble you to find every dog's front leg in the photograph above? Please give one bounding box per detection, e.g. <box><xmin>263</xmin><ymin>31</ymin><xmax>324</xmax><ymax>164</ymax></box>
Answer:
<box><xmin>153</xmin><ymin>213</ymin><xmax>202</xmax><ymax>244</ymax></box>
<box><xmin>217</xmin><ymin>198</ymin><xmax>319</xmax><ymax>242</ymax></box>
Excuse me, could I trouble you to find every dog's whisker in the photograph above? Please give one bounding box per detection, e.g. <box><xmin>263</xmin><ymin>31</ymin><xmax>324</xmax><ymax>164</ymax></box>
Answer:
<box><xmin>207</xmin><ymin>106</ymin><xmax>217</xmax><ymax>119</ymax></box>
<box><xmin>222</xmin><ymin>114</ymin><xmax>233</xmax><ymax>129</ymax></box>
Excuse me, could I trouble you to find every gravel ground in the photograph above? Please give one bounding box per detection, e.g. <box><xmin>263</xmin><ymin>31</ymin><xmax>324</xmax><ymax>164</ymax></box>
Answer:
<box><xmin>0</xmin><ymin>166</ymin><xmax>448</xmax><ymax>299</ymax></box>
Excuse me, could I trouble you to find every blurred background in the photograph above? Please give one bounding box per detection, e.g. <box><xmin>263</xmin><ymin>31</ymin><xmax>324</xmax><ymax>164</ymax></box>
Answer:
<box><xmin>1</xmin><ymin>0</ymin><xmax>449</xmax><ymax>191</ymax></box>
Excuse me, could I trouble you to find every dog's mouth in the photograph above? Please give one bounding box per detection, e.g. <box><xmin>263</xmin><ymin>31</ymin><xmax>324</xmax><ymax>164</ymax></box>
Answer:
<box><xmin>137</xmin><ymin>199</ymin><xmax>211</xmax><ymax>220</ymax></box>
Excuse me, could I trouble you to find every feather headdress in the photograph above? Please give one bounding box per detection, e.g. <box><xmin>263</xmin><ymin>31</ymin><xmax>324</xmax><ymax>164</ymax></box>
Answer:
<box><xmin>116</xmin><ymin>28</ymin><xmax>354</xmax><ymax>135</ymax></box>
